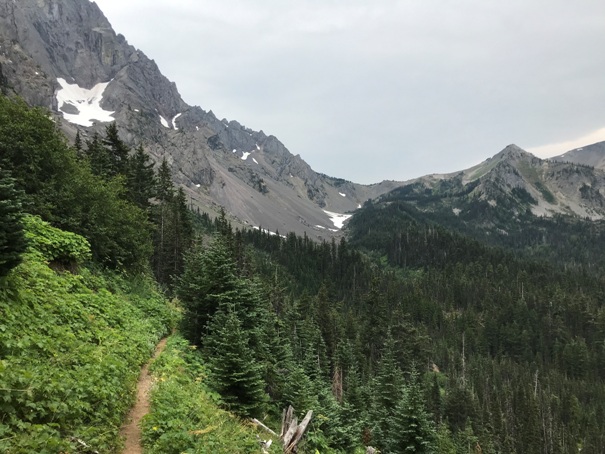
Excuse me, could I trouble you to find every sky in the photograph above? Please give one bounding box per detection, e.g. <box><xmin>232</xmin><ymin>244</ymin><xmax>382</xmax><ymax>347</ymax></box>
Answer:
<box><xmin>94</xmin><ymin>0</ymin><xmax>605</xmax><ymax>184</ymax></box>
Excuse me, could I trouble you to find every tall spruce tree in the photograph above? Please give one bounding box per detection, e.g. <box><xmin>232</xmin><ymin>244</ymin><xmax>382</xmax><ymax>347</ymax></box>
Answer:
<box><xmin>392</xmin><ymin>370</ymin><xmax>437</xmax><ymax>453</ymax></box>
<box><xmin>0</xmin><ymin>169</ymin><xmax>26</xmax><ymax>277</ymax></box>
<box><xmin>126</xmin><ymin>144</ymin><xmax>156</xmax><ymax>210</ymax></box>
<box><xmin>103</xmin><ymin>122</ymin><xmax>130</xmax><ymax>176</ymax></box>
<box><xmin>85</xmin><ymin>132</ymin><xmax>112</xmax><ymax>178</ymax></box>
<box><xmin>205</xmin><ymin>303</ymin><xmax>268</xmax><ymax>417</ymax></box>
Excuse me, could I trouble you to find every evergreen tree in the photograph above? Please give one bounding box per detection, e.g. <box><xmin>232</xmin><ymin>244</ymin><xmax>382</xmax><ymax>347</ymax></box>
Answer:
<box><xmin>126</xmin><ymin>144</ymin><xmax>156</xmax><ymax>210</ymax></box>
<box><xmin>74</xmin><ymin>130</ymin><xmax>82</xmax><ymax>154</ymax></box>
<box><xmin>0</xmin><ymin>169</ymin><xmax>26</xmax><ymax>277</ymax></box>
<box><xmin>177</xmin><ymin>234</ymin><xmax>239</xmax><ymax>343</ymax></box>
<box><xmin>392</xmin><ymin>371</ymin><xmax>437</xmax><ymax>453</ymax></box>
<box><xmin>205</xmin><ymin>303</ymin><xmax>268</xmax><ymax>417</ymax></box>
<box><xmin>102</xmin><ymin>122</ymin><xmax>130</xmax><ymax>176</ymax></box>
<box><xmin>156</xmin><ymin>158</ymin><xmax>174</xmax><ymax>202</ymax></box>
<box><xmin>372</xmin><ymin>330</ymin><xmax>404</xmax><ymax>451</ymax></box>
<box><xmin>85</xmin><ymin>132</ymin><xmax>112</xmax><ymax>178</ymax></box>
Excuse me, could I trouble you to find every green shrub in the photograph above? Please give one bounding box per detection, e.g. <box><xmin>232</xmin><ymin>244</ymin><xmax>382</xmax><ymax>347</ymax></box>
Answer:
<box><xmin>0</xmin><ymin>237</ymin><xmax>176</xmax><ymax>452</ymax></box>
<box><xmin>142</xmin><ymin>335</ymin><xmax>275</xmax><ymax>454</ymax></box>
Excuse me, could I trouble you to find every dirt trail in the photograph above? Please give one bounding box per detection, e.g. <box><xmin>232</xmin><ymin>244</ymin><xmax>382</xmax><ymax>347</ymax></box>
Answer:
<box><xmin>120</xmin><ymin>337</ymin><xmax>168</xmax><ymax>454</ymax></box>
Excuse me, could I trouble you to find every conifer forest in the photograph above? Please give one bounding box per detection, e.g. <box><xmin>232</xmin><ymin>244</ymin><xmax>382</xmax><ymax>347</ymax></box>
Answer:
<box><xmin>1</xmin><ymin>94</ymin><xmax>605</xmax><ymax>453</ymax></box>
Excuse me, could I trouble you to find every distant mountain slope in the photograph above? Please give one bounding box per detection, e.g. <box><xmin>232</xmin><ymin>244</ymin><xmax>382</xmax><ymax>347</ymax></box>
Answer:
<box><xmin>348</xmin><ymin>144</ymin><xmax>605</xmax><ymax>269</ymax></box>
<box><xmin>395</xmin><ymin>144</ymin><xmax>605</xmax><ymax>220</ymax></box>
<box><xmin>550</xmin><ymin>140</ymin><xmax>605</xmax><ymax>170</ymax></box>
<box><xmin>0</xmin><ymin>0</ymin><xmax>404</xmax><ymax>239</ymax></box>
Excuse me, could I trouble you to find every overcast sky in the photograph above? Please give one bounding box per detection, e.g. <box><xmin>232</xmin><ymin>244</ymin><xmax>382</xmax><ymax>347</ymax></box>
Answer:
<box><xmin>94</xmin><ymin>0</ymin><xmax>605</xmax><ymax>184</ymax></box>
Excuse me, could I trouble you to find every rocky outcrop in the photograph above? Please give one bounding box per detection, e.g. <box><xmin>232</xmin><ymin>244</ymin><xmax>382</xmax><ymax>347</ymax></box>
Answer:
<box><xmin>0</xmin><ymin>0</ymin><xmax>408</xmax><ymax>239</ymax></box>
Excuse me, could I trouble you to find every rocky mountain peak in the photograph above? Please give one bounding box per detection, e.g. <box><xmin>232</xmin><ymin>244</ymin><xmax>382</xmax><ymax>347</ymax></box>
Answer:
<box><xmin>491</xmin><ymin>144</ymin><xmax>535</xmax><ymax>163</ymax></box>
<box><xmin>0</xmin><ymin>0</ymin><xmax>409</xmax><ymax>239</ymax></box>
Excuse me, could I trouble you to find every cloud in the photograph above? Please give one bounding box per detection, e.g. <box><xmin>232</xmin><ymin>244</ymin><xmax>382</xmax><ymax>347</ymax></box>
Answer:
<box><xmin>528</xmin><ymin>127</ymin><xmax>605</xmax><ymax>159</ymax></box>
<box><xmin>95</xmin><ymin>0</ymin><xmax>605</xmax><ymax>183</ymax></box>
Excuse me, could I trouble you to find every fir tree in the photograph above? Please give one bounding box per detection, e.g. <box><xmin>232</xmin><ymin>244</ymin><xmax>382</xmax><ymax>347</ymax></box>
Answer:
<box><xmin>392</xmin><ymin>370</ymin><xmax>437</xmax><ymax>453</ymax></box>
<box><xmin>85</xmin><ymin>132</ymin><xmax>112</xmax><ymax>178</ymax></box>
<box><xmin>205</xmin><ymin>304</ymin><xmax>268</xmax><ymax>417</ymax></box>
<box><xmin>103</xmin><ymin>122</ymin><xmax>130</xmax><ymax>176</ymax></box>
<box><xmin>0</xmin><ymin>169</ymin><xmax>26</xmax><ymax>277</ymax></box>
<box><xmin>126</xmin><ymin>144</ymin><xmax>156</xmax><ymax>210</ymax></box>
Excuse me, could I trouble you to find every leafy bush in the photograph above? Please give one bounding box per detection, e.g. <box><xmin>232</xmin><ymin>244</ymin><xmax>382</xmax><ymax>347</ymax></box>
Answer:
<box><xmin>0</xmin><ymin>224</ymin><xmax>176</xmax><ymax>453</ymax></box>
<box><xmin>22</xmin><ymin>215</ymin><xmax>91</xmax><ymax>265</ymax></box>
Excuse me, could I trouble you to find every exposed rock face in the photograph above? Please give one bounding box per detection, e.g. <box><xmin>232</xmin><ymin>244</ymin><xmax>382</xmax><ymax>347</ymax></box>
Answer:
<box><xmin>0</xmin><ymin>0</ymin><xmax>404</xmax><ymax>239</ymax></box>
<box><xmin>393</xmin><ymin>144</ymin><xmax>605</xmax><ymax>221</ymax></box>
<box><xmin>550</xmin><ymin>141</ymin><xmax>605</xmax><ymax>170</ymax></box>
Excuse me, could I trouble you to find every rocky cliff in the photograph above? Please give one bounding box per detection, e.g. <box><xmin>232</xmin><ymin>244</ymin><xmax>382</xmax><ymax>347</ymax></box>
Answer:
<box><xmin>0</xmin><ymin>0</ymin><xmax>403</xmax><ymax>239</ymax></box>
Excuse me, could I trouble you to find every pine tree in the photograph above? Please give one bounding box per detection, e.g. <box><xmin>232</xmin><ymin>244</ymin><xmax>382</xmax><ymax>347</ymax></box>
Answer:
<box><xmin>85</xmin><ymin>132</ymin><xmax>112</xmax><ymax>178</ymax></box>
<box><xmin>103</xmin><ymin>122</ymin><xmax>130</xmax><ymax>176</ymax></box>
<box><xmin>205</xmin><ymin>304</ymin><xmax>268</xmax><ymax>417</ymax></box>
<box><xmin>392</xmin><ymin>371</ymin><xmax>437</xmax><ymax>453</ymax></box>
<box><xmin>152</xmin><ymin>158</ymin><xmax>176</xmax><ymax>284</ymax></box>
<box><xmin>372</xmin><ymin>329</ymin><xmax>404</xmax><ymax>451</ymax></box>
<box><xmin>126</xmin><ymin>144</ymin><xmax>156</xmax><ymax>210</ymax></box>
<box><xmin>0</xmin><ymin>169</ymin><xmax>26</xmax><ymax>277</ymax></box>
<box><xmin>74</xmin><ymin>130</ymin><xmax>82</xmax><ymax>154</ymax></box>
<box><xmin>177</xmin><ymin>234</ymin><xmax>239</xmax><ymax>343</ymax></box>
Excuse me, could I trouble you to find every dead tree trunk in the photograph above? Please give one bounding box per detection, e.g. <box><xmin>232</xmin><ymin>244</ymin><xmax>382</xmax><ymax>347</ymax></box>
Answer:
<box><xmin>252</xmin><ymin>406</ymin><xmax>313</xmax><ymax>453</ymax></box>
<box><xmin>281</xmin><ymin>405</ymin><xmax>313</xmax><ymax>453</ymax></box>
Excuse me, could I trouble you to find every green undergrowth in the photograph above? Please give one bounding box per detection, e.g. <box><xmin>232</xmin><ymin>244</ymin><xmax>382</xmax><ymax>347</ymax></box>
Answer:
<box><xmin>0</xmin><ymin>217</ymin><xmax>178</xmax><ymax>453</ymax></box>
<box><xmin>142</xmin><ymin>334</ymin><xmax>278</xmax><ymax>453</ymax></box>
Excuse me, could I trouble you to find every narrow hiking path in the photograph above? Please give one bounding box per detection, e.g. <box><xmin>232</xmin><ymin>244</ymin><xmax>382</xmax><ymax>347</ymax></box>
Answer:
<box><xmin>120</xmin><ymin>337</ymin><xmax>168</xmax><ymax>454</ymax></box>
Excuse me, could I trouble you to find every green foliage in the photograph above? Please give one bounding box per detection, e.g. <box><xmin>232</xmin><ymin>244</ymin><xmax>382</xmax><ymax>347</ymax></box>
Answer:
<box><xmin>152</xmin><ymin>162</ymin><xmax>194</xmax><ymax>286</ymax></box>
<box><xmin>127</xmin><ymin>144</ymin><xmax>156</xmax><ymax>210</ymax></box>
<box><xmin>0</xmin><ymin>168</ymin><xmax>26</xmax><ymax>277</ymax></box>
<box><xmin>0</xmin><ymin>95</ymin><xmax>153</xmax><ymax>270</ymax></box>
<box><xmin>0</xmin><ymin>236</ymin><xmax>175</xmax><ymax>453</ymax></box>
<box><xmin>142</xmin><ymin>335</ymin><xmax>272</xmax><ymax>453</ymax></box>
<box><xmin>22</xmin><ymin>214</ymin><xmax>91</xmax><ymax>265</ymax></box>
<box><xmin>205</xmin><ymin>305</ymin><xmax>269</xmax><ymax>417</ymax></box>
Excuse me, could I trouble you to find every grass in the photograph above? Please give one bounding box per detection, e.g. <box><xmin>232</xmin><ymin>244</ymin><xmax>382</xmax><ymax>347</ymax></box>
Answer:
<box><xmin>0</xmin><ymin>222</ymin><xmax>177</xmax><ymax>453</ymax></box>
<box><xmin>142</xmin><ymin>334</ymin><xmax>278</xmax><ymax>453</ymax></box>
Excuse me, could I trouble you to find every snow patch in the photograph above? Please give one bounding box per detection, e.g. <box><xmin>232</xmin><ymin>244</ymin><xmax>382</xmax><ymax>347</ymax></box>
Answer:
<box><xmin>357</xmin><ymin>203</ymin><xmax>362</xmax><ymax>209</ymax></box>
<box><xmin>171</xmin><ymin>113</ymin><xmax>182</xmax><ymax>130</ymax></box>
<box><xmin>339</xmin><ymin>192</ymin><xmax>346</xmax><ymax>197</ymax></box>
<box><xmin>241</xmin><ymin>152</ymin><xmax>251</xmax><ymax>161</ymax></box>
<box><xmin>253</xmin><ymin>158</ymin><xmax>259</xmax><ymax>164</ymax></box>
<box><xmin>452</xmin><ymin>208</ymin><xmax>461</xmax><ymax>216</ymax></box>
<box><xmin>253</xmin><ymin>226</ymin><xmax>285</xmax><ymax>238</ymax></box>
<box><xmin>195</xmin><ymin>184</ymin><xmax>201</xmax><ymax>188</ymax></box>
<box><xmin>56</xmin><ymin>77</ymin><xmax>114</xmax><ymax>127</ymax></box>
<box><xmin>233</xmin><ymin>149</ymin><xmax>237</xmax><ymax>153</ymax></box>
<box><xmin>256</xmin><ymin>144</ymin><xmax>260</xmax><ymax>150</ymax></box>
<box><xmin>159</xmin><ymin>115</ymin><xmax>170</xmax><ymax>128</ymax></box>
<box><xmin>323</xmin><ymin>210</ymin><xmax>352</xmax><ymax>229</ymax></box>
<box><xmin>315</xmin><ymin>225</ymin><xmax>326</xmax><ymax>230</ymax></box>
<box><xmin>196</xmin><ymin>126</ymin><xmax>199</xmax><ymax>131</ymax></box>
<box><xmin>488</xmin><ymin>200</ymin><xmax>497</xmax><ymax>207</ymax></box>
<box><xmin>134</xmin><ymin>108</ymin><xmax>139</xmax><ymax>112</ymax></box>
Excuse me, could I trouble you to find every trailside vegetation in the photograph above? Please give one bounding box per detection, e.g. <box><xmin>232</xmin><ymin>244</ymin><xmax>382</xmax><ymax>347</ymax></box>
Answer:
<box><xmin>0</xmin><ymin>216</ymin><xmax>176</xmax><ymax>453</ymax></box>
<box><xmin>141</xmin><ymin>335</ymin><xmax>272</xmax><ymax>453</ymax></box>
<box><xmin>4</xmin><ymin>92</ymin><xmax>605</xmax><ymax>452</ymax></box>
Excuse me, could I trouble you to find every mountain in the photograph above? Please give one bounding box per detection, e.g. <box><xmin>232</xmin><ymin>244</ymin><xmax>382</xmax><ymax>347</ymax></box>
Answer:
<box><xmin>0</xmin><ymin>0</ymin><xmax>404</xmax><ymax>239</ymax></box>
<box><xmin>387</xmin><ymin>144</ymin><xmax>605</xmax><ymax>220</ymax></box>
<box><xmin>348</xmin><ymin>143</ymin><xmax>605</xmax><ymax>269</ymax></box>
<box><xmin>550</xmin><ymin>140</ymin><xmax>605</xmax><ymax>170</ymax></box>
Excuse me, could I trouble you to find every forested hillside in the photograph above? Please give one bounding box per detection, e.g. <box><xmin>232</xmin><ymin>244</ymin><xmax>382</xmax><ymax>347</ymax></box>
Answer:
<box><xmin>2</xmin><ymin>93</ymin><xmax>605</xmax><ymax>453</ymax></box>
